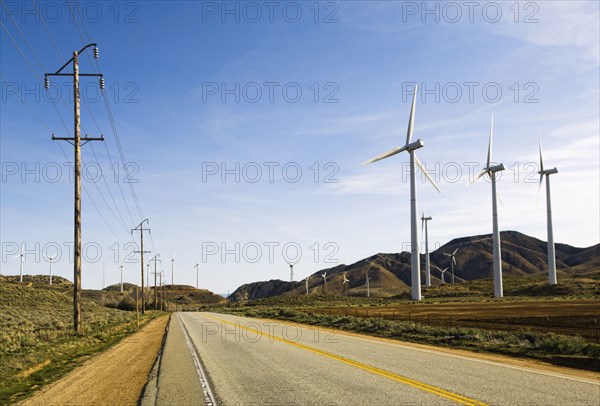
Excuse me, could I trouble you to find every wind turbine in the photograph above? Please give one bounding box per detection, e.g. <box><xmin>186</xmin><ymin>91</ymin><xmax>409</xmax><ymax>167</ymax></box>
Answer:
<box><xmin>193</xmin><ymin>260</ymin><xmax>200</xmax><ymax>289</ymax></box>
<box><xmin>342</xmin><ymin>272</ymin><xmax>349</xmax><ymax>296</ymax></box>
<box><xmin>443</xmin><ymin>248</ymin><xmax>458</xmax><ymax>284</ymax></box>
<box><xmin>434</xmin><ymin>265</ymin><xmax>448</xmax><ymax>284</ymax></box>
<box><xmin>114</xmin><ymin>262</ymin><xmax>125</xmax><ymax>293</ymax></box>
<box><xmin>44</xmin><ymin>252</ymin><xmax>57</xmax><ymax>285</ymax></box>
<box><xmin>286</xmin><ymin>260</ymin><xmax>297</xmax><ymax>283</ymax></box>
<box><xmin>538</xmin><ymin>134</ymin><xmax>558</xmax><ymax>285</ymax></box>
<box><xmin>13</xmin><ymin>244</ymin><xmax>25</xmax><ymax>282</ymax></box>
<box><xmin>365</xmin><ymin>269</ymin><xmax>371</xmax><ymax>298</ymax></box>
<box><xmin>170</xmin><ymin>252</ymin><xmax>176</xmax><ymax>287</ymax></box>
<box><xmin>421</xmin><ymin>213</ymin><xmax>432</xmax><ymax>287</ymax></box>
<box><xmin>321</xmin><ymin>272</ymin><xmax>327</xmax><ymax>293</ymax></box>
<box><xmin>305</xmin><ymin>275</ymin><xmax>312</xmax><ymax>295</ymax></box>
<box><xmin>468</xmin><ymin>115</ymin><xmax>505</xmax><ymax>298</ymax></box>
<box><xmin>363</xmin><ymin>84</ymin><xmax>441</xmax><ymax>301</ymax></box>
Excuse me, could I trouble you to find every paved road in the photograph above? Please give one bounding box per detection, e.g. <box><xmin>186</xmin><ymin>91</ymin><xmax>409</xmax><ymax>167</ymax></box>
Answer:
<box><xmin>147</xmin><ymin>312</ymin><xmax>600</xmax><ymax>405</ymax></box>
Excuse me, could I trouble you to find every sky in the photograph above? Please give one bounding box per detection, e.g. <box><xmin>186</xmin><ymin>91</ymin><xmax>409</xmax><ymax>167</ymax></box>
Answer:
<box><xmin>1</xmin><ymin>1</ymin><xmax>599</xmax><ymax>294</ymax></box>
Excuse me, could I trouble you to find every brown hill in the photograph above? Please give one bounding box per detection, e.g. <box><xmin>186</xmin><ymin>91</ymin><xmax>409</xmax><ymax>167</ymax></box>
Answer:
<box><xmin>229</xmin><ymin>231</ymin><xmax>599</xmax><ymax>301</ymax></box>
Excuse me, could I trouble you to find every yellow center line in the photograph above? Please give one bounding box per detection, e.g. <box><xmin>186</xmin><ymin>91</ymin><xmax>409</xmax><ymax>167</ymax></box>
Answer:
<box><xmin>200</xmin><ymin>313</ymin><xmax>488</xmax><ymax>406</ymax></box>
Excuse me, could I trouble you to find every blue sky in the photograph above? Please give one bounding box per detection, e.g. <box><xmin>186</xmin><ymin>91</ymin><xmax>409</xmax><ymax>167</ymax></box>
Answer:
<box><xmin>1</xmin><ymin>1</ymin><xmax>599</xmax><ymax>293</ymax></box>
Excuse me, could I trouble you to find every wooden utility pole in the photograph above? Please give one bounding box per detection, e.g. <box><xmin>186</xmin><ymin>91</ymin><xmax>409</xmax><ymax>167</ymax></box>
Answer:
<box><xmin>132</xmin><ymin>220</ymin><xmax>150</xmax><ymax>314</ymax></box>
<box><xmin>151</xmin><ymin>254</ymin><xmax>160</xmax><ymax>310</ymax></box>
<box><xmin>46</xmin><ymin>44</ymin><xmax>104</xmax><ymax>335</ymax></box>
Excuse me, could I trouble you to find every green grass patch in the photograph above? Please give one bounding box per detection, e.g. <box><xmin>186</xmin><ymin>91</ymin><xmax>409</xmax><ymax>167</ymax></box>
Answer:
<box><xmin>0</xmin><ymin>282</ymin><xmax>162</xmax><ymax>404</ymax></box>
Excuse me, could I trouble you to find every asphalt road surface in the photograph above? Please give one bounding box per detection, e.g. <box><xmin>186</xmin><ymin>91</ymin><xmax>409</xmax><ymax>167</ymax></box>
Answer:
<box><xmin>145</xmin><ymin>312</ymin><xmax>600</xmax><ymax>406</ymax></box>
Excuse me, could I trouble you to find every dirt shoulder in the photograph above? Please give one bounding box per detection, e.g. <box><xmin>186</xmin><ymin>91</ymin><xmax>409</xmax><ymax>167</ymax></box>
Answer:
<box><xmin>19</xmin><ymin>315</ymin><xmax>169</xmax><ymax>406</ymax></box>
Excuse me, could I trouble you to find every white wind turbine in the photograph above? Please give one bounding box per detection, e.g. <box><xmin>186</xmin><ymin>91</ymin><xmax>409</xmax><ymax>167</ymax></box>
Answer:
<box><xmin>114</xmin><ymin>262</ymin><xmax>125</xmax><ymax>293</ymax></box>
<box><xmin>443</xmin><ymin>248</ymin><xmax>458</xmax><ymax>284</ymax></box>
<box><xmin>365</xmin><ymin>269</ymin><xmax>371</xmax><ymax>298</ymax></box>
<box><xmin>421</xmin><ymin>212</ymin><xmax>432</xmax><ymax>287</ymax></box>
<box><xmin>434</xmin><ymin>265</ymin><xmax>449</xmax><ymax>284</ymax></box>
<box><xmin>363</xmin><ymin>84</ymin><xmax>441</xmax><ymax>301</ymax></box>
<box><xmin>342</xmin><ymin>272</ymin><xmax>349</xmax><ymax>296</ymax></box>
<box><xmin>170</xmin><ymin>252</ymin><xmax>176</xmax><ymax>287</ymax></box>
<box><xmin>468</xmin><ymin>116</ymin><xmax>505</xmax><ymax>298</ymax></box>
<box><xmin>538</xmin><ymin>134</ymin><xmax>559</xmax><ymax>285</ymax></box>
<box><xmin>13</xmin><ymin>244</ymin><xmax>25</xmax><ymax>282</ymax></box>
<box><xmin>44</xmin><ymin>252</ymin><xmax>57</xmax><ymax>285</ymax></box>
<box><xmin>286</xmin><ymin>260</ymin><xmax>298</xmax><ymax>283</ymax></box>
<box><xmin>305</xmin><ymin>274</ymin><xmax>312</xmax><ymax>295</ymax></box>
<box><xmin>193</xmin><ymin>260</ymin><xmax>200</xmax><ymax>289</ymax></box>
<box><xmin>321</xmin><ymin>272</ymin><xmax>327</xmax><ymax>293</ymax></box>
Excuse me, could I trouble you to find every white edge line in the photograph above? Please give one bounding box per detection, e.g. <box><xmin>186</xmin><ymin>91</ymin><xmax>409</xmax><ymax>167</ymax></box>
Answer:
<box><xmin>177</xmin><ymin>313</ymin><xmax>218</xmax><ymax>406</ymax></box>
<box><xmin>210</xmin><ymin>312</ymin><xmax>600</xmax><ymax>386</ymax></box>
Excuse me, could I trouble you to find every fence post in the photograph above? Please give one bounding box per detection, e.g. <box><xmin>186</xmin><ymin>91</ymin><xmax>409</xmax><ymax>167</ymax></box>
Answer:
<box><xmin>428</xmin><ymin>313</ymin><xmax>430</xmax><ymax>326</ymax></box>
<box><xmin>507</xmin><ymin>317</ymin><xmax>510</xmax><ymax>333</ymax></box>
<box><xmin>379</xmin><ymin>312</ymin><xmax>382</xmax><ymax>320</ymax></box>
<box><xmin>449</xmin><ymin>315</ymin><xmax>452</xmax><ymax>327</ymax></box>
<box><xmin>408</xmin><ymin>312</ymin><xmax>411</xmax><ymax>322</ymax></box>
<box><xmin>475</xmin><ymin>315</ymin><xmax>478</xmax><ymax>328</ymax></box>
<box><xmin>596</xmin><ymin>326</ymin><xmax>598</xmax><ymax>344</ymax></box>
<box><xmin>366</xmin><ymin>309</ymin><xmax>369</xmax><ymax>318</ymax></box>
<box><xmin>392</xmin><ymin>311</ymin><xmax>395</xmax><ymax>320</ymax></box>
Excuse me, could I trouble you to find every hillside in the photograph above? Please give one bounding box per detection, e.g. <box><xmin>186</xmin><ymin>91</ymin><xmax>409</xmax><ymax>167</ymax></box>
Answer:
<box><xmin>229</xmin><ymin>231</ymin><xmax>599</xmax><ymax>301</ymax></box>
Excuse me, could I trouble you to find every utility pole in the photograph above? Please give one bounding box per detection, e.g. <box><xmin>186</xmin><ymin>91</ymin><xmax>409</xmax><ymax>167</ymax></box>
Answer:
<box><xmin>132</xmin><ymin>219</ymin><xmax>150</xmax><ymax>313</ymax></box>
<box><xmin>151</xmin><ymin>254</ymin><xmax>160</xmax><ymax>310</ymax></box>
<box><xmin>46</xmin><ymin>43</ymin><xmax>104</xmax><ymax>335</ymax></box>
<box><xmin>193</xmin><ymin>262</ymin><xmax>200</xmax><ymax>289</ymax></box>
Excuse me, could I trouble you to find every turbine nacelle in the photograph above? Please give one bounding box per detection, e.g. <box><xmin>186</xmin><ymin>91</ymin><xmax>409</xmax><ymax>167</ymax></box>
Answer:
<box><xmin>539</xmin><ymin>167</ymin><xmax>558</xmax><ymax>176</ymax></box>
<box><xmin>406</xmin><ymin>139</ymin><xmax>424</xmax><ymax>152</ymax></box>
<box><xmin>487</xmin><ymin>163</ymin><xmax>505</xmax><ymax>173</ymax></box>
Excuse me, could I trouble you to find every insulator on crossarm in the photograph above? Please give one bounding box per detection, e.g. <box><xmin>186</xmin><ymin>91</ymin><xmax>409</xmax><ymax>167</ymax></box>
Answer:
<box><xmin>44</xmin><ymin>77</ymin><xmax>49</xmax><ymax>89</ymax></box>
<box><xmin>94</xmin><ymin>46</ymin><xmax>99</xmax><ymax>59</ymax></box>
<box><xmin>99</xmin><ymin>77</ymin><xmax>105</xmax><ymax>89</ymax></box>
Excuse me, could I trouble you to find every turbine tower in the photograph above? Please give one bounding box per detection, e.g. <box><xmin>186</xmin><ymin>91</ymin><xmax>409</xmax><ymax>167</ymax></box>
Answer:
<box><xmin>286</xmin><ymin>261</ymin><xmax>297</xmax><ymax>283</ymax></box>
<box><xmin>538</xmin><ymin>134</ymin><xmax>558</xmax><ymax>285</ymax></box>
<box><xmin>421</xmin><ymin>213</ymin><xmax>432</xmax><ymax>287</ymax></box>
<box><xmin>434</xmin><ymin>265</ymin><xmax>448</xmax><ymax>284</ymax></box>
<box><xmin>305</xmin><ymin>275</ymin><xmax>312</xmax><ymax>295</ymax></box>
<box><xmin>443</xmin><ymin>248</ymin><xmax>458</xmax><ymax>284</ymax></box>
<box><xmin>363</xmin><ymin>84</ymin><xmax>441</xmax><ymax>301</ymax></box>
<box><xmin>193</xmin><ymin>261</ymin><xmax>200</xmax><ymax>289</ymax></box>
<box><xmin>171</xmin><ymin>252</ymin><xmax>176</xmax><ymax>287</ymax></box>
<box><xmin>342</xmin><ymin>272</ymin><xmax>349</xmax><ymax>296</ymax></box>
<box><xmin>13</xmin><ymin>244</ymin><xmax>25</xmax><ymax>282</ymax></box>
<box><xmin>45</xmin><ymin>252</ymin><xmax>57</xmax><ymax>285</ymax></box>
<box><xmin>469</xmin><ymin>115</ymin><xmax>505</xmax><ymax>298</ymax></box>
<box><xmin>115</xmin><ymin>262</ymin><xmax>125</xmax><ymax>293</ymax></box>
<box><xmin>365</xmin><ymin>269</ymin><xmax>371</xmax><ymax>298</ymax></box>
<box><xmin>321</xmin><ymin>272</ymin><xmax>327</xmax><ymax>293</ymax></box>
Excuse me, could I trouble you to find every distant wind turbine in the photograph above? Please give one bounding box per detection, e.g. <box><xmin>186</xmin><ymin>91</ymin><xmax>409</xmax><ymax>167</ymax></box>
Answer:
<box><xmin>193</xmin><ymin>260</ymin><xmax>200</xmax><ymax>289</ymax></box>
<box><xmin>537</xmin><ymin>133</ymin><xmax>558</xmax><ymax>285</ymax></box>
<box><xmin>171</xmin><ymin>251</ymin><xmax>176</xmax><ymax>286</ymax></box>
<box><xmin>114</xmin><ymin>262</ymin><xmax>125</xmax><ymax>293</ymax></box>
<box><xmin>363</xmin><ymin>84</ymin><xmax>441</xmax><ymax>301</ymax></box>
<box><xmin>443</xmin><ymin>248</ymin><xmax>458</xmax><ymax>284</ymax></box>
<box><xmin>421</xmin><ymin>213</ymin><xmax>432</xmax><ymax>287</ymax></box>
<box><xmin>434</xmin><ymin>265</ymin><xmax>449</xmax><ymax>284</ymax></box>
<box><xmin>286</xmin><ymin>260</ymin><xmax>297</xmax><ymax>283</ymax></box>
<box><xmin>365</xmin><ymin>269</ymin><xmax>371</xmax><ymax>298</ymax></box>
<box><xmin>13</xmin><ymin>244</ymin><xmax>25</xmax><ymax>282</ymax></box>
<box><xmin>321</xmin><ymin>272</ymin><xmax>327</xmax><ymax>293</ymax></box>
<box><xmin>468</xmin><ymin>115</ymin><xmax>505</xmax><ymax>298</ymax></box>
<box><xmin>305</xmin><ymin>275</ymin><xmax>312</xmax><ymax>295</ymax></box>
<box><xmin>44</xmin><ymin>252</ymin><xmax>57</xmax><ymax>285</ymax></box>
<box><xmin>342</xmin><ymin>272</ymin><xmax>349</xmax><ymax>296</ymax></box>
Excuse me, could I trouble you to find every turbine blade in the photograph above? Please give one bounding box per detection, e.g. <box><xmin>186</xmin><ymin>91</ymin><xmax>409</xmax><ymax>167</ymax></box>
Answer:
<box><xmin>443</xmin><ymin>253</ymin><xmax>451</xmax><ymax>257</ymax></box>
<box><xmin>536</xmin><ymin>175</ymin><xmax>543</xmax><ymax>207</ymax></box>
<box><xmin>497</xmin><ymin>190</ymin><xmax>505</xmax><ymax>207</ymax></box>
<box><xmin>362</xmin><ymin>145</ymin><xmax>408</xmax><ymax>165</ymax></box>
<box><xmin>538</xmin><ymin>131</ymin><xmax>544</xmax><ymax>173</ymax></box>
<box><xmin>467</xmin><ymin>169</ymin><xmax>487</xmax><ymax>186</ymax></box>
<box><xmin>406</xmin><ymin>84</ymin><xmax>418</xmax><ymax>145</ymax></box>
<box><xmin>487</xmin><ymin>115</ymin><xmax>494</xmax><ymax>168</ymax></box>
<box><xmin>453</xmin><ymin>248</ymin><xmax>458</xmax><ymax>255</ymax></box>
<box><xmin>452</xmin><ymin>257</ymin><xmax>456</xmax><ymax>265</ymax></box>
<box><xmin>414</xmin><ymin>155</ymin><xmax>441</xmax><ymax>193</ymax></box>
